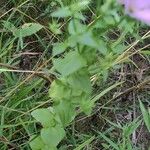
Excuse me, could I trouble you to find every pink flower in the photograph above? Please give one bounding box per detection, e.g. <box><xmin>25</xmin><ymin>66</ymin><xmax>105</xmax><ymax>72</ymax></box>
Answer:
<box><xmin>119</xmin><ymin>0</ymin><xmax>150</xmax><ymax>25</ymax></box>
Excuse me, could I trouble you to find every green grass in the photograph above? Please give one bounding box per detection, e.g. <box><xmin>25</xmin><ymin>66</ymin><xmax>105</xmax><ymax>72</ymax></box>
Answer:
<box><xmin>0</xmin><ymin>0</ymin><xmax>150</xmax><ymax>149</ymax></box>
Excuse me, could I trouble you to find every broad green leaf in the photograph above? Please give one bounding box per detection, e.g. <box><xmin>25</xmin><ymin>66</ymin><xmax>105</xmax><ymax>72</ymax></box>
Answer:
<box><xmin>51</xmin><ymin>7</ymin><xmax>72</xmax><ymax>18</ymax></box>
<box><xmin>97</xmin><ymin>40</ymin><xmax>108</xmax><ymax>55</ymax></box>
<box><xmin>71</xmin><ymin>88</ymin><xmax>83</xmax><ymax>97</ymax></box>
<box><xmin>78</xmin><ymin>32</ymin><xmax>99</xmax><ymax>48</ymax></box>
<box><xmin>67</xmin><ymin>35</ymin><xmax>78</xmax><ymax>47</ymax></box>
<box><xmin>42</xmin><ymin>145</ymin><xmax>55</xmax><ymax>150</ymax></box>
<box><xmin>112</xmin><ymin>44</ymin><xmax>126</xmax><ymax>54</ymax></box>
<box><xmin>41</xmin><ymin>125</ymin><xmax>65</xmax><ymax>147</ymax></box>
<box><xmin>42</xmin><ymin>146</ymin><xmax>57</xmax><ymax>150</ymax></box>
<box><xmin>70</xmin><ymin>0</ymin><xmax>90</xmax><ymax>12</ymax></box>
<box><xmin>74</xmin><ymin>136</ymin><xmax>95</xmax><ymax>150</ymax></box>
<box><xmin>31</xmin><ymin>108</ymin><xmax>55</xmax><ymax>128</ymax></box>
<box><xmin>103</xmin><ymin>15</ymin><xmax>115</xmax><ymax>25</ymax></box>
<box><xmin>49</xmin><ymin>80</ymin><xmax>71</xmax><ymax>101</ymax></box>
<box><xmin>80</xmin><ymin>99</ymin><xmax>94</xmax><ymax>115</ymax></box>
<box><xmin>77</xmin><ymin>32</ymin><xmax>107</xmax><ymax>55</ymax></box>
<box><xmin>13</xmin><ymin>23</ymin><xmax>43</xmax><ymax>38</ymax></box>
<box><xmin>80</xmin><ymin>48</ymin><xmax>97</xmax><ymax>64</ymax></box>
<box><xmin>68</xmin><ymin>19</ymin><xmax>86</xmax><ymax>35</ymax></box>
<box><xmin>51</xmin><ymin>0</ymin><xmax>90</xmax><ymax>18</ymax></box>
<box><xmin>54</xmin><ymin>101</ymin><xmax>76</xmax><ymax>127</ymax></box>
<box><xmin>139</xmin><ymin>100</ymin><xmax>150</xmax><ymax>132</ymax></box>
<box><xmin>53</xmin><ymin>51</ymin><xmax>87</xmax><ymax>76</ymax></box>
<box><xmin>67</xmin><ymin>72</ymin><xmax>92</xmax><ymax>94</ymax></box>
<box><xmin>74</xmin><ymin>12</ymin><xmax>86</xmax><ymax>20</ymax></box>
<box><xmin>30</xmin><ymin>135</ymin><xmax>45</xmax><ymax>150</ymax></box>
<box><xmin>52</xmin><ymin>42</ymin><xmax>68</xmax><ymax>57</ymax></box>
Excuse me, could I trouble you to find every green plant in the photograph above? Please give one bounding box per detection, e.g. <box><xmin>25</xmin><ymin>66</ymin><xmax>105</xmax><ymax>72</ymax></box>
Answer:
<box><xmin>29</xmin><ymin>0</ymin><xmax>132</xmax><ymax>149</ymax></box>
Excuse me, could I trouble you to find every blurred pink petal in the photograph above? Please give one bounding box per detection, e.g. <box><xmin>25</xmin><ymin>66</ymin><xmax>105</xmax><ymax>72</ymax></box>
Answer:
<box><xmin>119</xmin><ymin>0</ymin><xmax>150</xmax><ymax>25</ymax></box>
<box><xmin>130</xmin><ymin>9</ymin><xmax>150</xmax><ymax>25</ymax></box>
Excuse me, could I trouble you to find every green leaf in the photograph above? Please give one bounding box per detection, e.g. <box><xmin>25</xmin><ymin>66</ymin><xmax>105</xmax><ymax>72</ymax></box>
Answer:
<box><xmin>52</xmin><ymin>42</ymin><xmax>68</xmax><ymax>57</ymax></box>
<box><xmin>104</xmin><ymin>15</ymin><xmax>115</xmax><ymax>25</ymax></box>
<box><xmin>97</xmin><ymin>40</ymin><xmax>108</xmax><ymax>55</ymax></box>
<box><xmin>139</xmin><ymin>100</ymin><xmax>150</xmax><ymax>132</ymax></box>
<box><xmin>78</xmin><ymin>32</ymin><xmax>99</xmax><ymax>48</ymax></box>
<box><xmin>68</xmin><ymin>19</ymin><xmax>86</xmax><ymax>35</ymax></box>
<box><xmin>51</xmin><ymin>7</ymin><xmax>72</xmax><ymax>18</ymax></box>
<box><xmin>13</xmin><ymin>23</ymin><xmax>43</xmax><ymax>38</ymax></box>
<box><xmin>30</xmin><ymin>135</ymin><xmax>45</xmax><ymax>150</ymax></box>
<box><xmin>41</xmin><ymin>125</ymin><xmax>65</xmax><ymax>147</ymax></box>
<box><xmin>80</xmin><ymin>48</ymin><xmax>97</xmax><ymax>64</ymax></box>
<box><xmin>74</xmin><ymin>12</ymin><xmax>86</xmax><ymax>20</ymax></box>
<box><xmin>53</xmin><ymin>51</ymin><xmax>87</xmax><ymax>76</ymax></box>
<box><xmin>67</xmin><ymin>72</ymin><xmax>92</xmax><ymax>94</ymax></box>
<box><xmin>70</xmin><ymin>0</ymin><xmax>90</xmax><ymax>12</ymax></box>
<box><xmin>71</xmin><ymin>88</ymin><xmax>83</xmax><ymax>97</ymax></box>
<box><xmin>54</xmin><ymin>101</ymin><xmax>76</xmax><ymax>127</ymax></box>
<box><xmin>51</xmin><ymin>0</ymin><xmax>90</xmax><ymax>18</ymax></box>
<box><xmin>49</xmin><ymin>80</ymin><xmax>71</xmax><ymax>101</ymax></box>
<box><xmin>80</xmin><ymin>99</ymin><xmax>94</xmax><ymax>115</ymax></box>
<box><xmin>42</xmin><ymin>146</ymin><xmax>57</xmax><ymax>150</ymax></box>
<box><xmin>31</xmin><ymin>108</ymin><xmax>55</xmax><ymax>128</ymax></box>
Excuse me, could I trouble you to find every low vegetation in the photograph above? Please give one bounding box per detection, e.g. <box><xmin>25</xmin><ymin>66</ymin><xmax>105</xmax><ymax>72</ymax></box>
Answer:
<box><xmin>0</xmin><ymin>0</ymin><xmax>150</xmax><ymax>149</ymax></box>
